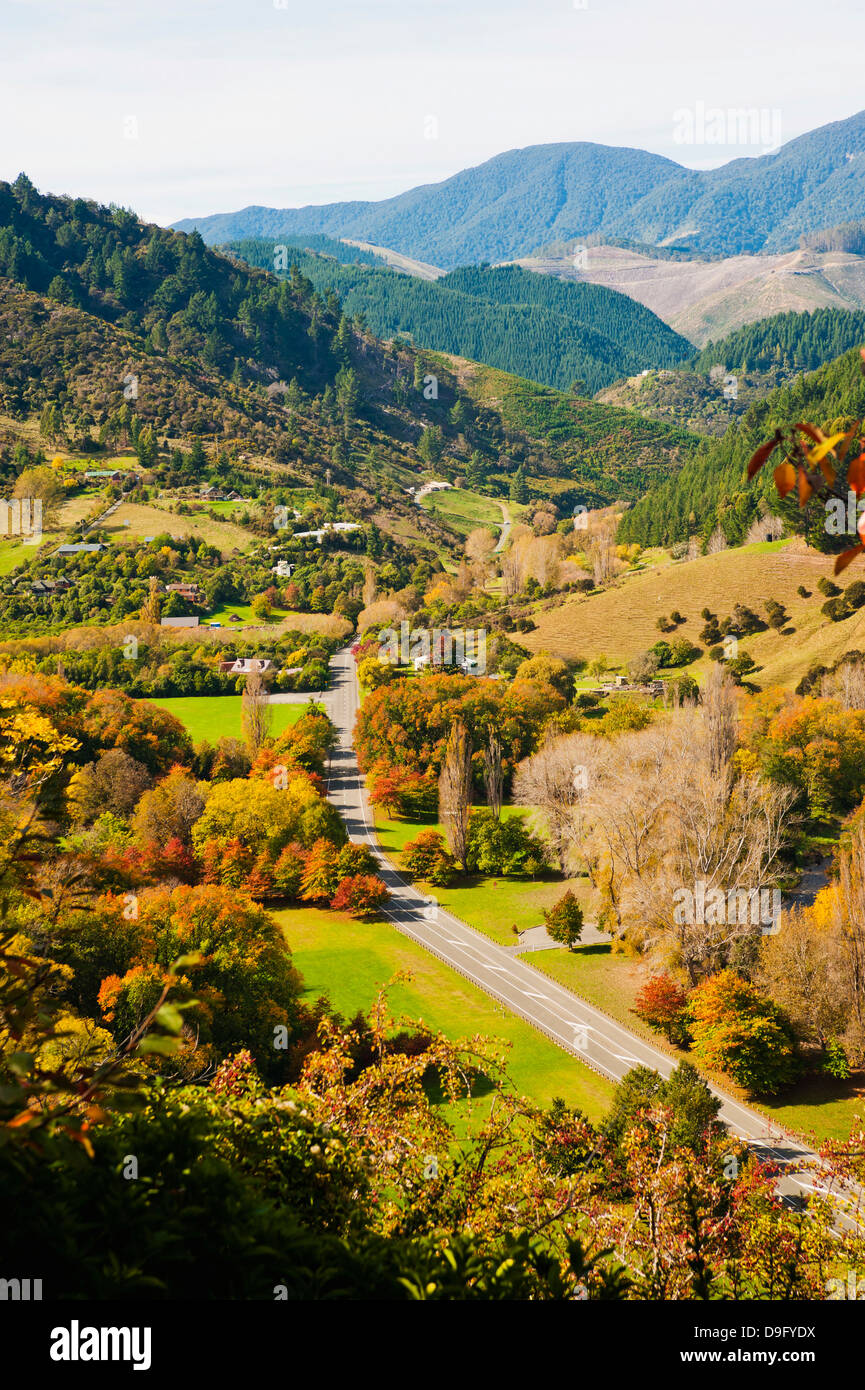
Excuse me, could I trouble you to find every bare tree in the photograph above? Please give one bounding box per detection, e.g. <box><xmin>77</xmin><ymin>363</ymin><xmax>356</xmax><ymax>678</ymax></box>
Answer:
<box><xmin>241</xmin><ymin>664</ymin><xmax>272</xmax><ymax>755</ymax></box>
<box><xmin>822</xmin><ymin>658</ymin><xmax>865</xmax><ymax>710</ymax></box>
<box><xmin>500</xmin><ymin>547</ymin><xmax>524</xmax><ymax>598</ymax></box>
<box><xmin>439</xmin><ymin>719</ymin><xmax>472</xmax><ymax>870</ymax></box>
<box><xmin>465</xmin><ymin>527</ymin><xmax>496</xmax><ymax>566</ymax></box>
<box><xmin>516</xmin><ymin>707</ymin><xmax>796</xmax><ymax>978</ymax></box>
<box><xmin>702</xmin><ymin>662</ymin><xmax>738</xmax><ymax>783</ymax></box>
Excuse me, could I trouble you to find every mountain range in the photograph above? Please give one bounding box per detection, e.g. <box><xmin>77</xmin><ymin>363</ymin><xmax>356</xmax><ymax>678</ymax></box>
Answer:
<box><xmin>173</xmin><ymin>109</ymin><xmax>865</xmax><ymax>266</ymax></box>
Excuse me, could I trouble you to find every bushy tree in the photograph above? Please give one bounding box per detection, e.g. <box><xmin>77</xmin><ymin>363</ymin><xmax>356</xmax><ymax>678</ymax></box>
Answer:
<box><xmin>543</xmin><ymin>890</ymin><xmax>584</xmax><ymax>950</ymax></box>
<box><xmin>686</xmin><ymin>970</ymin><xmax>798</xmax><ymax>1094</ymax></box>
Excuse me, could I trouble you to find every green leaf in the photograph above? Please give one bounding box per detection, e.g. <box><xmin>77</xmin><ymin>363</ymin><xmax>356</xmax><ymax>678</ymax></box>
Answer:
<box><xmin>136</xmin><ymin>1035</ymin><xmax>181</xmax><ymax>1056</ymax></box>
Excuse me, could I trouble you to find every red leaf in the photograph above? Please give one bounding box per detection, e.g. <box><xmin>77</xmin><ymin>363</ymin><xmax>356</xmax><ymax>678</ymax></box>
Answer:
<box><xmin>848</xmin><ymin>453</ymin><xmax>865</xmax><ymax>496</ymax></box>
<box><xmin>834</xmin><ymin>544</ymin><xmax>864</xmax><ymax>575</ymax></box>
<box><xmin>747</xmin><ymin>435</ymin><xmax>781</xmax><ymax>479</ymax></box>
<box><xmin>773</xmin><ymin>460</ymin><xmax>796</xmax><ymax>497</ymax></box>
<box><xmin>796</xmin><ymin>422</ymin><xmax>825</xmax><ymax>445</ymax></box>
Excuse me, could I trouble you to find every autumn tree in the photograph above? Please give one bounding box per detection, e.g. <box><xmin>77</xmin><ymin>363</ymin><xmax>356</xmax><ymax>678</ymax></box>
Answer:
<box><xmin>686</xmin><ymin>970</ymin><xmax>798</xmax><ymax>1094</ymax></box>
<box><xmin>482</xmin><ymin>729</ymin><xmax>503</xmax><ymax>819</ymax></box>
<box><xmin>241</xmin><ymin>666</ymin><xmax>272</xmax><ymax>755</ymax></box>
<box><xmin>439</xmin><ymin>719</ymin><xmax>472</xmax><ymax>870</ymax></box>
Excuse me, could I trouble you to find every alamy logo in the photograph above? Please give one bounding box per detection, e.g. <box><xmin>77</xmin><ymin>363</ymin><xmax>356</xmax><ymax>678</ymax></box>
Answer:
<box><xmin>49</xmin><ymin>1321</ymin><xmax>152</xmax><ymax>1371</ymax></box>
<box><xmin>673</xmin><ymin>101</ymin><xmax>782</xmax><ymax>152</ymax></box>
<box><xmin>825</xmin><ymin>490</ymin><xmax>865</xmax><ymax>537</ymax></box>
<box><xmin>0</xmin><ymin>1277</ymin><xmax>42</xmax><ymax>1300</ymax></box>
<box><xmin>673</xmin><ymin>880</ymin><xmax>781</xmax><ymax>934</ymax></box>
<box><xmin>0</xmin><ymin>498</ymin><xmax>42</xmax><ymax>544</ymax></box>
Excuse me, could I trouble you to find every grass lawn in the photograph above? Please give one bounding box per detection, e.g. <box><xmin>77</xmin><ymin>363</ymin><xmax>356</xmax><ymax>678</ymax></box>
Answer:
<box><xmin>104</xmin><ymin>501</ymin><xmax>255</xmax><ymax>552</ymax></box>
<box><xmin>420</xmin><ymin>487</ymin><xmax>505</xmax><ymax>537</ymax></box>
<box><xmin>275</xmin><ymin>904</ymin><xmax>615</xmax><ymax>1120</ymax></box>
<box><xmin>519</xmin><ymin>538</ymin><xmax>865</xmax><ymax>692</ymax></box>
<box><xmin>373</xmin><ymin>808</ymin><xmax>583</xmax><ymax>946</ymax></box>
<box><xmin>0</xmin><ymin>541</ymin><xmax>43</xmax><ymax>575</ymax></box>
<box><xmin>758</xmin><ymin>1074</ymin><xmax>865</xmax><ymax>1144</ymax></box>
<box><xmin>525</xmin><ymin>943</ymin><xmax>865</xmax><ymax>1143</ymax></box>
<box><xmin>144</xmin><ymin>694</ymin><xmax>322</xmax><ymax>743</ymax></box>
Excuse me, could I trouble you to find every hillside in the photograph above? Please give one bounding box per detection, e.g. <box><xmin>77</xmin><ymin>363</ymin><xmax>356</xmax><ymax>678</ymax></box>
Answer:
<box><xmin>692</xmin><ymin>307</ymin><xmax>865</xmax><ymax>374</ymax></box>
<box><xmin>595</xmin><ymin>366</ymin><xmax>794</xmax><ymax>436</ymax></box>
<box><xmin>0</xmin><ymin>177</ymin><xmax>699</xmax><ymax>561</ymax></box>
<box><xmin>422</xmin><ymin>353</ymin><xmax>699</xmax><ymax>509</ymax></box>
<box><xmin>616</xmin><ymin>347</ymin><xmax>865</xmax><ymax>549</ymax></box>
<box><xmin>513</xmin><ymin>243</ymin><xmax>865</xmax><ymax>345</ymax></box>
<box><xmin>520</xmin><ymin>538</ymin><xmax>865</xmax><ymax>690</ymax></box>
<box><xmin>223</xmin><ymin>243</ymin><xmax>693</xmax><ymax>394</ymax></box>
<box><xmin>174</xmin><ymin>109</ymin><xmax>865</xmax><ymax>265</ymax></box>
<box><xmin>595</xmin><ymin>308</ymin><xmax>865</xmax><ymax>433</ymax></box>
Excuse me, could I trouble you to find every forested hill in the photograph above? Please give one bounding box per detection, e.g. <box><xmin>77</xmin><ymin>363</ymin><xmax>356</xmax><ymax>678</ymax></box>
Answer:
<box><xmin>617</xmin><ymin>348</ymin><xmax>865</xmax><ymax>550</ymax></box>
<box><xmin>223</xmin><ymin>242</ymin><xmax>693</xmax><ymax>394</ymax></box>
<box><xmin>692</xmin><ymin>308</ymin><xmax>865</xmax><ymax>376</ymax></box>
<box><xmin>0</xmin><ymin>173</ymin><xmax>346</xmax><ymax>399</ymax></box>
<box><xmin>0</xmin><ymin>175</ymin><xmax>695</xmax><ymax>512</ymax></box>
<box><xmin>175</xmin><ymin>109</ymin><xmax>865</xmax><ymax>263</ymax></box>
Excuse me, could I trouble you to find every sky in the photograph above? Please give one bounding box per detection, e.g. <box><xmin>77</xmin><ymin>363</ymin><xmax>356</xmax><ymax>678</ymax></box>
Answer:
<box><xmin>1</xmin><ymin>0</ymin><xmax>863</xmax><ymax>226</ymax></box>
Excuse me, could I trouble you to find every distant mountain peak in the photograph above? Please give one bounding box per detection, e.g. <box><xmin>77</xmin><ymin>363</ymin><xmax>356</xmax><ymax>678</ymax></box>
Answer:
<box><xmin>172</xmin><ymin>109</ymin><xmax>865</xmax><ymax>268</ymax></box>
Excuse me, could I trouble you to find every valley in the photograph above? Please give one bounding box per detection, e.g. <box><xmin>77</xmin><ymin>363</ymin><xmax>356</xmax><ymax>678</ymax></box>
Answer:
<box><xmin>6</xmin><ymin>110</ymin><xmax>865</xmax><ymax>1312</ymax></box>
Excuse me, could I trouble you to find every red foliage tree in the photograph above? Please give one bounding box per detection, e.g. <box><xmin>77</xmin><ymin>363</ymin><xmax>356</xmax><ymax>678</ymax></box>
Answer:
<box><xmin>330</xmin><ymin>873</ymin><xmax>390</xmax><ymax>918</ymax></box>
<box><xmin>633</xmin><ymin>973</ymin><xmax>690</xmax><ymax>1046</ymax></box>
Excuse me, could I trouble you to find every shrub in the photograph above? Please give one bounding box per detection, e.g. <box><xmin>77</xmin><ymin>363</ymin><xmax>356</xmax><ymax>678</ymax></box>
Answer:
<box><xmin>822</xmin><ymin>596</ymin><xmax>851</xmax><ymax>622</ymax></box>
<box><xmin>402</xmin><ymin>830</ymin><xmax>457</xmax><ymax>886</ymax></box>
<box><xmin>668</xmin><ymin>636</ymin><xmax>700</xmax><ymax>666</ymax></box>
<box><xmin>331</xmin><ymin>873</ymin><xmax>390</xmax><ymax>918</ymax></box>
<box><xmin>650</xmin><ymin>641</ymin><xmax>672</xmax><ymax>667</ymax></box>
<box><xmin>818</xmin><ymin>576</ymin><xmax>841</xmax><ymax>597</ymax></box>
<box><xmin>797</xmin><ymin>585</ymin><xmax>810</xmax><ymax>598</ymax></box>
<box><xmin>764</xmin><ymin>599</ymin><xmax>788</xmax><ymax>630</ymax></box>
<box><xmin>465</xmin><ymin>810</ymin><xmax>547</xmax><ymax>876</ymax></box>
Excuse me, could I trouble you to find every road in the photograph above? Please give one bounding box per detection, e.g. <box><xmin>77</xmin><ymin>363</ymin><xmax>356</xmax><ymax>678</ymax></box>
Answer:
<box><xmin>494</xmin><ymin>500</ymin><xmax>512</xmax><ymax>553</ymax></box>
<box><xmin>318</xmin><ymin>646</ymin><xmax>862</xmax><ymax>1229</ymax></box>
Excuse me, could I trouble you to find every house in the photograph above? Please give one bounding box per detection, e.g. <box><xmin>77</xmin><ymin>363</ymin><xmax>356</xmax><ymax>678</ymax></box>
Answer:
<box><xmin>83</xmin><ymin>469</ymin><xmax>126</xmax><ymax>482</ymax></box>
<box><xmin>166</xmin><ymin>582</ymin><xmax>204</xmax><ymax>602</ymax></box>
<box><xmin>55</xmin><ymin>543</ymin><xmax>105</xmax><ymax>555</ymax></box>
<box><xmin>160</xmin><ymin>616</ymin><xmax>200</xmax><ymax>628</ymax></box>
<box><xmin>292</xmin><ymin>522</ymin><xmax>361</xmax><ymax>544</ymax></box>
<box><xmin>200</xmin><ymin>486</ymin><xmax>227</xmax><ymax>501</ymax></box>
<box><xmin>30</xmin><ymin>577</ymin><xmax>72</xmax><ymax>596</ymax></box>
<box><xmin>271</xmin><ymin>560</ymin><xmax>294</xmax><ymax>578</ymax></box>
<box><xmin>218</xmin><ymin>657</ymin><xmax>273</xmax><ymax>675</ymax></box>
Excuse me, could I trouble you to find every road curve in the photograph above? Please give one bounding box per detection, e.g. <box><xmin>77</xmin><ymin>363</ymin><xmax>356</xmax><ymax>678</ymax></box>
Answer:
<box><xmin>494</xmin><ymin>500</ymin><xmax>512</xmax><ymax>554</ymax></box>
<box><xmin>319</xmin><ymin>646</ymin><xmax>860</xmax><ymax>1226</ymax></box>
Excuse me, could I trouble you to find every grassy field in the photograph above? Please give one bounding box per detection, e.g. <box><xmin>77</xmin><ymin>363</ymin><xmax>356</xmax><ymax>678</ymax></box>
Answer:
<box><xmin>275</xmin><ymin>904</ymin><xmax>615</xmax><ymax>1119</ymax></box>
<box><xmin>419</xmin><ymin>487</ymin><xmax>506</xmax><ymax>537</ymax></box>
<box><xmin>102</xmin><ymin>501</ymin><xmax>255</xmax><ymax>552</ymax></box>
<box><xmin>0</xmin><ymin>540</ymin><xmax>45</xmax><ymax>575</ymax></box>
<box><xmin>373</xmin><ymin>808</ymin><xmax>584</xmax><ymax>946</ymax></box>
<box><xmin>526</xmin><ymin>942</ymin><xmax>865</xmax><ymax>1142</ymax></box>
<box><xmin>144</xmin><ymin>694</ymin><xmax>321</xmax><ymax>743</ymax></box>
<box><xmin>521</xmin><ymin>537</ymin><xmax>865</xmax><ymax>690</ymax></box>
